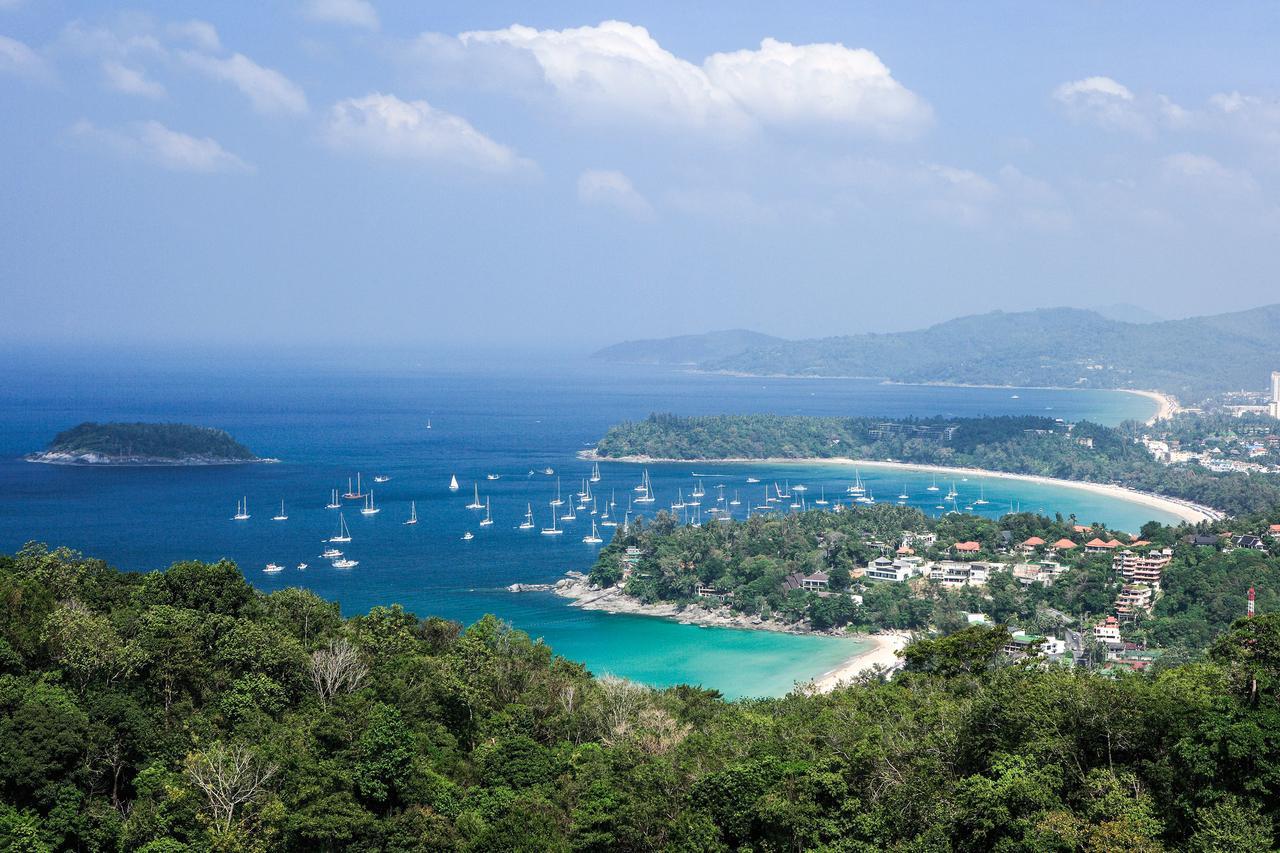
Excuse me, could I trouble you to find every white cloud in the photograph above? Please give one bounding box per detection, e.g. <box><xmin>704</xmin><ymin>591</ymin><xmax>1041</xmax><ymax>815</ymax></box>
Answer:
<box><xmin>1052</xmin><ymin>75</ymin><xmax>1150</xmax><ymax>132</ymax></box>
<box><xmin>167</xmin><ymin>19</ymin><xmax>220</xmax><ymax>52</ymax></box>
<box><xmin>0</xmin><ymin>33</ymin><xmax>49</xmax><ymax>79</ymax></box>
<box><xmin>180</xmin><ymin>50</ymin><xmax>308</xmax><ymax>115</ymax></box>
<box><xmin>102</xmin><ymin>60</ymin><xmax>165</xmax><ymax>97</ymax></box>
<box><xmin>703</xmin><ymin>37</ymin><xmax>931</xmax><ymax>136</ymax></box>
<box><xmin>325</xmin><ymin>92</ymin><xmax>532</xmax><ymax>173</ymax></box>
<box><xmin>577</xmin><ymin>169</ymin><xmax>653</xmax><ymax>219</ymax></box>
<box><xmin>1160</xmin><ymin>152</ymin><xmax>1257</xmax><ymax>194</ymax></box>
<box><xmin>440</xmin><ymin>20</ymin><xmax>929</xmax><ymax>137</ymax></box>
<box><xmin>303</xmin><ymin>0</ymin><xmax>379</xmax><ymax>30</ymax></box>
<box><xmin>71</xmin><ymin>119</ymin><xmax>252</xmax><ymax>173</ymax></box>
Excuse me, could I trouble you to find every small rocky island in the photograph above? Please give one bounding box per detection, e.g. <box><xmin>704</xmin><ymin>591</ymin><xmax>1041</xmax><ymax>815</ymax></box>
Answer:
<box><xmin>26</xmin><ymin>422</ymin><xmax>263</xmax><ymax>466</ymax></box>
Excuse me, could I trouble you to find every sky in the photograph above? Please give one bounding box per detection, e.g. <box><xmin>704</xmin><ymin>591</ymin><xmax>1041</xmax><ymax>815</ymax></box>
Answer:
<box><xmin>2</xmin><ymin>1</ymin><xmax>1280</xmax><ymax>350</ymax></box>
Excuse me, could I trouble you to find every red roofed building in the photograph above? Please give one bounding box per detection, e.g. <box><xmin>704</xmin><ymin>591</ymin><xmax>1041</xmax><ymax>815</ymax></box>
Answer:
<box><xmin>952</xmin><ymin>541</ymin><xmax>981</xmax><ymax>554</ymax></box>
<box><xmin>1085</xmin><ymin>538</ymin><xmax>1118</xmax><ymax>553</ymax></box>
<box><xmin>1269</xmin><ymin>523</ymin><xmax>1280</xmax><ymax>537</ymax></box>
<box><xmin>1051</xmin><ymin>538</ymin><xmax>1077</xmax><ymax>550</ymax></box>
<box><xmin>1074</xmin><ymin>525</ymin><xmax>1093</xmax><ymax>534</ymax></box>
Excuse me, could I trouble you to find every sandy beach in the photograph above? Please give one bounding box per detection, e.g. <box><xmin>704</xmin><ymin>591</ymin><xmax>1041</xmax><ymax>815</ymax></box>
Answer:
<box><xmin>580</xmin><ymin>451</ymin><xmax>1220</xmax><ymax>525</ymax></box>
<box><xmin>551</xmin><ymin>572</ymin><xmax>900</xmax><ymax>694</ymax></box>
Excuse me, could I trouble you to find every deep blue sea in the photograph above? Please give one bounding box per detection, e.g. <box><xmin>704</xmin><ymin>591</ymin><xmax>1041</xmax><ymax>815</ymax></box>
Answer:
<box><xmin>0</xmin><ymin>350</ymin><xmax>1161</xmax><ymax>697</ymax></box>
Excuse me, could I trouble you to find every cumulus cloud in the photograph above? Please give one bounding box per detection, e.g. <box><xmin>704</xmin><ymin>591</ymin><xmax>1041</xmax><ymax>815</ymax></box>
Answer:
<box><xmin>180</xmin><ymin>50</ymin><xmax>308</xmax><ymax>115</ymax></box>
<box><xmin>70</xmin><ymin>119</ymin><xmax>252</xmax><ymax>173</ymax></box>
<box><xmin>433</xmin><ymin>20</ymin><xmax>929</xmax><ymax>137</ymax></box>
<box><xmin>1052</xmin><ymin>75</ymin><xmax>1150</xmax><ymax>132</ymax></box>
<box><xmin>0</xmin><ymin>33</ymin><xmax>50</xmax><ymax>79</ymax></box>
<box><xmin>325</xmin><ymin>92</ymin><xmax>532</xmax><ymax>174</ymax></box>
<box><xmin>1160</xmin><ymin>152</ymin><xmax>1257</xmax><ymax>195</ymax></box>
<box><xmin>577</xmin><ymin>169</ymin><xmax>653</xmax><ymax>219</ymax></box>
<box><xmin>303</xmin><ymin>0</ymin><xmax>379</xmax><ymax>30</ymax></box>
<box><xmin>102</xmin><ymin>60</ymin><xmax>165</xmax><ymax>97</ymax></box>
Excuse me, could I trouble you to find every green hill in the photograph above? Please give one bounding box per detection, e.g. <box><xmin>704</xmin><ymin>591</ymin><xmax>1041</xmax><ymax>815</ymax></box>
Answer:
<box><xmin>592</xmin><ymin>328</ymin><xmax>784</xmax><ymax>366</ymax></box>
<box><xmin>593</xmin><ymin>305</ymin><xmax>1280</xmax><ymax>402</ymax></box>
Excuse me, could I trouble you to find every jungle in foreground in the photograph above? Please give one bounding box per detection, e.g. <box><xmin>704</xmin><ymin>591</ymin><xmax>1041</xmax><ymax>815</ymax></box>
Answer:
<box><xmin>1</xmin><ymin>544</ymin><xmax>1277</xmax><ymax>852</ymax></box>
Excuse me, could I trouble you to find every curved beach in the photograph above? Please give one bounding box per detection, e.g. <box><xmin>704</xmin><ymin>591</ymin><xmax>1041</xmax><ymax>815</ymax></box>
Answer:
<box><xmin>579</xmin><ymin>451</ymin><xmax>1221</xmax><ymax>524</ymax></box>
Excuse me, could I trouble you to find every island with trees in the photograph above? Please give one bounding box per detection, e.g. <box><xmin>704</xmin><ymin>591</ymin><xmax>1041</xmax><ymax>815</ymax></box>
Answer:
<box><xmin>25</xmin><ymin>422</ymin><xmax>262</xmax><ymax>466</ymax></box>
<box><xmin>592</xmin><ymin>412</ymin><xmax>1280</xmax><ymax>516</ymax></box>
<box><xmin>0</xmin><ymin>542</ymin><xmax>1277</xmax><ymax>850</ymax></box>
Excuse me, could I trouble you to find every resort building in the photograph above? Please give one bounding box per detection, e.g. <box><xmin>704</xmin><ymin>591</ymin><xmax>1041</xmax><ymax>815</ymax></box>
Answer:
<box><xmin>1113</xmin><ymin>548</ymin><xmax>1172</xmax><ymax>587</ymax></box>
<box><xmin>1094</xmin><ymin>616</ymin><xmax>1122</xmax><ymax>644</ymax></box>
<box><xmin>1019</xmin><ymin>536</ymin><xmax>1046</xmax><ymax>554</ymax></box>
<box><xmin>951</xmin><ymin>541</ymin><xmax>982</xmax><ymax>555</ymax></box>
<box><xmin>1084</xmin><ymin>538</ymin><xmax>1121</xmax><ymax>554</ymax></box>
<box><xmin>1115</xmin><ymin>583</ymin><xmax>1155</xmax><ymax>621</ymax></box>
<box><xmin>864</xmin><ymin>556</ymin><xmax>920</xmax><ymax>583</ymax></box>
<box><xmin>1011</xmin><ymin>561</ymin><xmax>1067</xmax><ymax>586</ymax></box>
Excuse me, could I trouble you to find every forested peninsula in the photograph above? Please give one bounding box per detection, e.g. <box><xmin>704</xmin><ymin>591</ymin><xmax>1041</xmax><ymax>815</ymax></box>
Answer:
<box><xmin>26</xmin><ymin>422</ymin><xmax>261</xmax><ymax>466</ymax></box>
<box><xmin>593</xmin><ymin>413</ymin><xmax>1280</xmax><ymax>517</ymax></box>
<box><xmin>2</xmin><ymin>543</ymin><xmax>1279</xmax><ymax>850</ymax></box>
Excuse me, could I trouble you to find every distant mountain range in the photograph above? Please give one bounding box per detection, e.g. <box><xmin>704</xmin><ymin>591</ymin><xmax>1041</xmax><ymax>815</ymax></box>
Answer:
<box><xmin>592</xmin><ymin>305</ymin><xmax>1280</xmax><ymax>402</ymax></box>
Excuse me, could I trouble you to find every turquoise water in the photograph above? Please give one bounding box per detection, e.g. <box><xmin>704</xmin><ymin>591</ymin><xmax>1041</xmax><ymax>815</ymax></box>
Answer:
<box><xmin>0</xmin><ymin>351</ymin><xmax>1160</xmax><ymax>697</ymax></box>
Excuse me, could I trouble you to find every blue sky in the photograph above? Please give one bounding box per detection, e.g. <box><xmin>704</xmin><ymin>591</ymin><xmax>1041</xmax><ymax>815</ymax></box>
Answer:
<box><xmin>2</xmin><ymin>2</ymin><xmax>1279</xmax><ymax>348</ymax></box>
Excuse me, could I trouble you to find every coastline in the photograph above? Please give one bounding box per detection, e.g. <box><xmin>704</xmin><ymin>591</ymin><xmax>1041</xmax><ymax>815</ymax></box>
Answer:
<box><xmin>579</xmin><ymin>450</ymin><xmax>1221</xmax><ymax>524</ymax></box>
<box><xmin>25</xmin><ymin>451</ymin><xmax>274</xmax><ymax>466</ymax></box>
<box><xmin>551</xmin><ymin>572</ymin><xmax>902</xmax><ymax>693</ymax></box>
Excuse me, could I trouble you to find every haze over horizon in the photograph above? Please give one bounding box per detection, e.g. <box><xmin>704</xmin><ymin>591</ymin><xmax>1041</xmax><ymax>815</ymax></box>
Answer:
<box><xmin>3</xmin><ymin>2</ymin><xmax>1280</xmax><ymax>347</ymax></box>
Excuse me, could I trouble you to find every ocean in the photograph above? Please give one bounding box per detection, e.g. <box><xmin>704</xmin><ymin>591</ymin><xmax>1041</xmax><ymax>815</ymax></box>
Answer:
<box><xmin>0</xmin><ymin>350</ymin><xmax>1162</xmax><ymax>698</ymax></box>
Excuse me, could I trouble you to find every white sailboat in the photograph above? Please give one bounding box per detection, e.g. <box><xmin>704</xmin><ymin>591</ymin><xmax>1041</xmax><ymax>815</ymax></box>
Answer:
<box><xmin>560</xmin><ymin>501</ymin><xmax>577</xmax><ymax>522</ymax></box>
<box><xmin>329</xmin><ymin>513</ymin><xmax>352</xmax><ymax>543</ymax></box>
<box><xmin>926</xmin><ymin>477</ymin><xmax>940</xmax><ymax>492</ymax></box>
<box><xmin>449</xmin><ymin>474</ymin><xmax>459</xmax><ymax>492</ymax></box>
<box><xmin>541</xmin><ymin>503</ymin><xmax>562</xmax><ymax>535</ymax></box>
<box><xmin>479</xmin><ymin>497</ymin><xmax>493</xmax><ymax>527</ymax></box>
<box><xmin>343</xmin><ymin>473</ymin><xmax>364</xmax><ymax>500</ymax></box>
<box><xmin>519</xmin><ymin>503</ymin><xmax>534</xmax><ymax>530</ymax></box>
<box><xmin>466</xmin><ymin>484</ymin><xmax>483</xmax><ymax>510</ymax></box>
<box><xmin>326</xmin><ymin>488</ymin><xmax>341</xmax><ymax>510</ymax></box>
<box><xmin>635</xmin><ymin>469</ymin><xmax>655</xmax><ymax>504</ymax></box>
<box><xmin>404</xmin><ymin>501</ymin><xmax>418</xmax><ymax>525</ymax></box>
<box><xmin>590</xmin><ymin>461</ymin><xmax>601</xmax><ymax>483</ymax></box>
<box><xmin>361</xmin><ymin>490</ymin><xmax>380</xmax><ymax>515</ymax></box>
<box><xmin>729</xmin><ymin>490</ymin><xmax>741</xmax><ymax>506</ymax></box>
<box><xmin>691</xmin><ymin>478</ymin><xmax>705</xmax><ymax>498</ymax></box>
<box><xmin>814</xmin><ymin>487</ymin><xmax>828</xmax><ymax>506</ymax></box>
<box><xmin>583</xmin><ymin>520</ymin><xmax>602</xmax><ymax>544</ymax></box>
<box><xmin>974</xmin><ymin>485</ymin><xmax>989</xmax><ymax>506</ymax></box>
<box><xmin>898</xmin><ymin>484</ymin><xmax>910</xmax><ymax>500</ymax></box>
<box><xmin>426</xmin><ymin>419</ymin><xmax>432</xmax><ymax>429</ymax></box>
<box><xmin>272</xmin><ymin>500</ymin><xmax>288</xmax><ymax>521</ymax></box>
<box><xmin>550</xmin><ymin>478</ymin><xmax>564</xmax><ymax>507</ymax></box>
<box><xmin>233</xmin><ymin>497</ymin><xmax>250</xmax><ymax>521</ymax></box>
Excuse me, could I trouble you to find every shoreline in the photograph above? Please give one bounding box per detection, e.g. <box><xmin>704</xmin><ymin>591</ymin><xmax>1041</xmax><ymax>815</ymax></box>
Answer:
<box><xmin>551</xmin><ymin>572</ymin><xmax>902</xmax><ymax>693</ymax></box>
<box><xmin>679</xmin><ymin>370</ymin><xmax>1179</xmax><ymax>426</ymax></box>
<box><xmin>579</xmin><ymin>450</ymin><xmax>1221</xmax><ymax>525</ymax></box>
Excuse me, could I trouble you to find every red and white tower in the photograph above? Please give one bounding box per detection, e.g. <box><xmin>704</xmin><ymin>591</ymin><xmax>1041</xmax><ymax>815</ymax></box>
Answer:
<box><xmin>1248</xmin><ymin>586</ymin><xmax>1256</xmax><ymax>618</ymax></box>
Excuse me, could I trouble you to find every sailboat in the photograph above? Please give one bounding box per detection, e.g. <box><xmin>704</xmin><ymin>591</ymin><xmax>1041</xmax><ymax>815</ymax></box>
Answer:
<box><xmin>974</xmin><ymin>485</ymin><xmax>989</xmax><ymax>506</ymax></box>
<box><xmin>560</xmin><ymin>500</ymin><xmax>577</xmax><ymax>522</ymax></box>
<box><xmin>404</xmin><ymin>501</ymin><xmax>418</xmax><ymax>525</ymax></box>
<box><xmin>329</xmin><ymin>513</ymin><xmax>352</xmax><ymax>543</ymax></box>
<box><xmin>634</xmin><ymin>469</ymin><xmax>655</xmax><ymax>504</ymax></box>
<box><xmin>466</xmin><ymin>484</ymin><xmax>483</xmax><ymax>510</ymax></box>
<box><xmin>541</xmin><ymin>503</ymin><xmax>562</xmax><ymax>535</ymax></box>
<box><xmin>590</xmin><ymin>497</ymin><xmax>598</xmax><ymax>516</ymax></box>
<box><xmin>926</xmin><ymin>477</ymin><xmax>940</xmax><ymax>492</ymax></box>
<box><xmin>672</xmin><ymin>488</ymin><xmax>686</xmax><ymax>510</ymax></box>
<box><xmin>361</xmin><ymin>491</ymin><xmax>380</xmax><ymax>515</ymax></box>
<box><xmin>590</xmin><ymin>461</ymin><xmax>601</xmax><ymax>483</ymax></box>
<box><xmin>426</xmin><ymin>419</ymin><xmax>432</xmax><ymax>429</ymax></box>
<box><xmin>449</xmin><ymin>475</ymin><xmax>459</xmax><ymax>492</ymax></box>
<box><xmin>479</xmin><ymin>497</ymin><xmax>493</xmax><ymax>527</ymax></box>
<box><xmin>729</xmin><ymin>490</ymin><xmax>741</xmax><ymax>506</ymax></box>
<box><xmin>550</xmin><ymin>478</ymin><xmax>564</xmax><ymax>507</ymax></box>
<box><xmin>600</xmin><ymin>501</ymin><xmax>616</xmax><ymax>527</ymax></box>
<box><xmin>814</xmin><ymin>487</ymin><xmax>828</xmax><ymax>506</ymax></box>
<box><xmin>945</xmin><ymin>482</ymin><xmax>958</xmax><ymax>500</ymax></box>
<box><xmin>519</xmin><ymin>503</ymin><xmax>534</xmax><ymax>530</ymax></box>
<box><xmin>233</xmin><ymin>497</ymin><xmax>250</xmax><ymax>520</ymax></box>
<box><xmin>898</xmin><ymin>484</ymin><xmax>910</xmax><ymax>501</ymax></box>
<box><xmin>583</xmin><ymin>520</ymin><xmax>602</xmax><ymax>544</ymax></box>
<box><xmin>691</xmin><ymin>478</ymin><xmax>705</xmax><ymax>498</ymax></box>
<box><xmin>326</xmin><ymin>488</ymin><xmax>341</xmax><ymax>509</ymax></box>
<box><xmin>272</xmin><ymin>500</ymin><xmax>288</xmax><ymax>521</ymax></box>
<box><xmin>343</xmin><ymin>474</ymin><xmax>364</xmax><ymax>500</ymax></box>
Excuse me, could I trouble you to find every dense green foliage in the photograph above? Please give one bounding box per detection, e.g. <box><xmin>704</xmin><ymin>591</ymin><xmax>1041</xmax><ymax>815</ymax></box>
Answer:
<box><xmin>590</xmin><ymin>502</ymin><xmax>1280</xmax><ymax>644</ymax></box>
<box><xmin>594</xmin><ymin>305</ymin><xmax>1280</xmax><ymax>402</ymax></box>
<box><xmin>34</xmin><ymin>422</ymin><xmax>258</xmax><ymax>462</ymax></box>
<box><xmin>596</xmin><ymin>413</ymin><xmax>1280</xmax><ymax>515</ymax></box>
<box><xmin>3</xmin><ymin>543</ymin><xmax>1280</xmax><ymax>851</ymax></box>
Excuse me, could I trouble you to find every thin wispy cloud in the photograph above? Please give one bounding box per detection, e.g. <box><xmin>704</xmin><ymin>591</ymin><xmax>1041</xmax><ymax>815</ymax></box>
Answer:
<box><xmin>101</xmin><ymin>59</ymin><xmax>164</xmax><ymax>97</ymax></box>
<box><xmin>0</xmin><ymin>33</ymin><xmax>51</xmax><ymax>80</ymax></box>
<box><xmin>577</xmin><ymin>169</ymin><xmax>654</xmax><ymax>220</ymax></box>
<box><xmin>302</xmin><ymin>0</ymin><xmax>379</xmax><ymax>30</ymax></box>
<box><xmin>324</xmin><ymin>92</ymin><xmax>533</xmax><ymax>174</ymax></box>
<box><xmin>180</xmin><ymin>50</ymin><xmax>308</xmax><ymax>115</ymax></box>
<box><xmin>70</xmin><ymin>119</ymin><xmax>252</xmax><ymax>173</ymax></box>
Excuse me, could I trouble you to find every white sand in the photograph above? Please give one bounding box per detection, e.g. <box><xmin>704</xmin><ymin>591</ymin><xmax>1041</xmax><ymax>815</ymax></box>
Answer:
<box><xmin>810</xmin><ymin>632</ymin><xmax>910</xmax><ymax>692</ymax></box>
